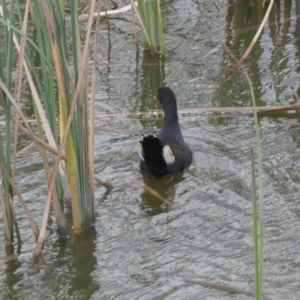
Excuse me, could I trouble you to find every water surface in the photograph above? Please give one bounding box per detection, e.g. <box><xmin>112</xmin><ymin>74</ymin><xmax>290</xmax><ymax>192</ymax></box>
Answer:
<box><xmin>1</xmin><ymin>1</ymin><xmax>300</xmax><ymax>299</ymax></box>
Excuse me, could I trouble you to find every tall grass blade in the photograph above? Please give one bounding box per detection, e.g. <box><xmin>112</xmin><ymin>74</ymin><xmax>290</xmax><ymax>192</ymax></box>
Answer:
<box><xmin>32</xmin><ymin>0</ymin><xmax>98</xmax><ymax>253</ymax></box>
<box><xmin>222</xmin><ymin>40</ymin><xmax>264</xmax><ymax>299</ymax></box>
<box><xmin>247</xmin><ymin>65</ymin><xmax>264</xmax><ymax>300</ymax></box>
<box><xmin>0</xmin><ymin>0</ymin><xmax>16</xmax><ymax>244</ymax></box>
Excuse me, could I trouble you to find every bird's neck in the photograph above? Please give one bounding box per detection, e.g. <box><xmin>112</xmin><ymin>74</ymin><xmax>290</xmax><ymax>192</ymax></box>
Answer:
<box><xmin>161</xmin><ymin>104</ymin><xmax>183</xmax><ymax>139</ymax></box>
<box><xmin>162</xmin><ymin>109</ymin><xmax>178</xmax><ymax>128</ymax></box>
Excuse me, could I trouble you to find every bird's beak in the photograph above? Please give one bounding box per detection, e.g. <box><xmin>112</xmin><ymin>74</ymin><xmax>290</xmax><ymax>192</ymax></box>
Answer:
<box><xmin>153</xmin><ymin>94</ymin><xmax>158</xmax><ymax>100</ymax></box>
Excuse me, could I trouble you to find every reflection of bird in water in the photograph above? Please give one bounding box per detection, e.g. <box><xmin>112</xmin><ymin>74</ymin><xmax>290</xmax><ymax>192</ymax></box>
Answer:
<box><xmin>137</xmin><ymin>87</ymin><xmax>192</xmax><ymax>178</ymax></box>
<box><xmin>140</xmin><ymin>172</ymin><xmax>185</xmax><ymax>217</ymax></box>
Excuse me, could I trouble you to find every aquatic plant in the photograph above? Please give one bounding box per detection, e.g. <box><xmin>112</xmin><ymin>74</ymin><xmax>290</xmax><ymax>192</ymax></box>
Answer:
<box><xmin>31</xmin><ymin>0</ymin><xmax>100</xmax><ymax>255</ymax></box>
<box><xmin>133</xmin><ymin>0</ymin><xmax>165</xmax><ymax>54</ymax></box>
<box><xmin>0</xmin><ymin>0</ymin><xmax>19</xmax><ymax>246</ymax></box>
<box><xmin>0</xmin><ymin>0</ymin><xmax>105</xmax><ymax>255</ymax></box>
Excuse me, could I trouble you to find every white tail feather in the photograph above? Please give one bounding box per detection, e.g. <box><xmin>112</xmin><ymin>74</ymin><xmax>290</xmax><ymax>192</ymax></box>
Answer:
<box><xmin>163</xmin><ymin>145</ymin><xmax>175</xmax><ymax>165</ymax></box>
<box><xmin>136</xmin><ymin>142</ymin><xmax>145</xmax><ymax>161</ymax></box>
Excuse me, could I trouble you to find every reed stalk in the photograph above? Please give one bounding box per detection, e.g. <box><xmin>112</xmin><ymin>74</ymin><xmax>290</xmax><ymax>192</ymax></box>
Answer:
<box><xmin>248</xmin><ymin>73</ymin><xmax>264</xmax><ymax>300</ymax></box>
<box><xmin>31</xmin><ymin>0</ymin><xmax>97</xmax><ymax>237</ymax></box>
<box><xmin>0</xmin><ymin>0</ymin><xmax>99</xmax><ymax>254</ymax></box>
<box><xmin>222</xmin><ymin>40</ymin><xmax>264</xmax><ymax>300</ymax></box>
<box><xmin>0</xmin><ymin>0</ymin><xmax>16</xmax><ymax>245</ymax></box>
<box><xmin>135</xmin><ymin>0</ymin><xmax>165</xmax><ymax>54</ymax></box>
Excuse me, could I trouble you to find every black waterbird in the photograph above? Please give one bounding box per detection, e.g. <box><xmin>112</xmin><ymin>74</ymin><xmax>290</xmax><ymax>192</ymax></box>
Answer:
<box><xmin>137</xmin><ymin>87</ymin><xmax>192</xmax><ymax>177</ymax></box>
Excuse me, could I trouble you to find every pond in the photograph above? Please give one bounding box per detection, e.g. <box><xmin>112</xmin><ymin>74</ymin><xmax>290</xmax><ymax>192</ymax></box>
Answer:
<box><xmin>1</xmin><ymin>0</ymin><xmax>300</xmax><ymax>299</ymax></box>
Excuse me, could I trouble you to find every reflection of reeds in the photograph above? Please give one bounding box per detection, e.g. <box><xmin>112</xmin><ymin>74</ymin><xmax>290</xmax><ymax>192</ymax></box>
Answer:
<box><xmin>216</xmin><ymin>0</ymin><xmax>274</xmax><ymax>82</ymax></box>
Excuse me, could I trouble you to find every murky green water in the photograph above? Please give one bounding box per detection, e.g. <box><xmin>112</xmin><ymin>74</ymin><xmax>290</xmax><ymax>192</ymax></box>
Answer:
<box><xmin>1</xmin><ymin>1</ymin><xmax>300</xmax><ymax>299</ymax></box>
